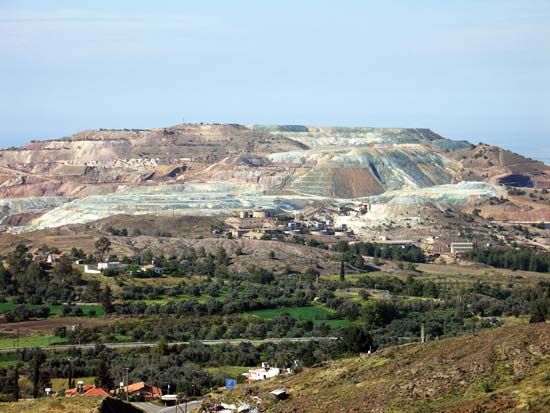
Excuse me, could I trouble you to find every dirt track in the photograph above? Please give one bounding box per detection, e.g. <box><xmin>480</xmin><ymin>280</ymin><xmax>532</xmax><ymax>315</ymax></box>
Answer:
<box><xmin>0</xmin><ymin>316</ymin><xmax>113</xmax><ymax>334</ymax></box>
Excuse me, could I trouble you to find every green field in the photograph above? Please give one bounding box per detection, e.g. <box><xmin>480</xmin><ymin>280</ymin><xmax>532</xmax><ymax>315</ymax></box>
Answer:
<box><xmin>206</xmin><ymin>365</ymin><xmax>250</xmax><ymax>378</ymax></box>
<box><xmin>0</xmin><ymin>354</ymin><xmax>19</xmax><ymax>368</ymax></box>
<box><xmin>247</xmin><ymin>305</ymin><xmax>352</xmax><ymax>328</ymax></box>
<box><xmin>0</xmin><ymin>302</ymin><xmax>104</xmax><ymax>317</ymax></box>
<box><xmin>0</xmin><ymin>334</ymin><xmax>66</xmax><ymax>349</ymax></box>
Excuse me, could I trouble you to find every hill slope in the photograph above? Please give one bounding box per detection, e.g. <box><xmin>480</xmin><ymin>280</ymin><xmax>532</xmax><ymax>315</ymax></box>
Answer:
<box><xmin>211</xmin><ymin>324</ymin><xmax>550</xmax><ymax>412</ymax></box>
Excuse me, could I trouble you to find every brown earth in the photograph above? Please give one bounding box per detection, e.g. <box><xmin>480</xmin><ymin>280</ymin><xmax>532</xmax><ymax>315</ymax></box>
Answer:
<box><xmin>0</xmin><ymin>317</ymin><xmax>113</xmax><ymax>334</ymax></box>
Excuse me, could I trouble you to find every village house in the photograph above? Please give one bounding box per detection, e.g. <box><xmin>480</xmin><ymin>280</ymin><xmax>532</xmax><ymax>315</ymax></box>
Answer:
<box><xmin>243</xmin><ymin>362</ymin><xmax>287</xmax><ymax>383</ymax></box>
<box><xmin>286</xmin><ymin>221</ymin><xmax>302</xmax><ymax>231</ymax></box>
<box><xmin>65</xmin><ymin>383</ymin><xmax>110</xmax><ymax>398</ymax></box>
<box><xmin>47</xmin><ymin>253</ymin><xmax>64</xmax><ymax>264</ymax></box>
<box><xmin>117</xmin><ymin>381</ymin><xmax>162</xmax><ymax>401</ymax></box>
<box><xmin>140</xmin><ymin>260</ymin><xmax>164</xmax><ymax>274</ymax></box>
<box><xmin>84</xmin><ymin>265</ymin><xmax>101</xmax><ymax>274</ymax></box>
<box><xmin>98</xmin><ymin>261</ymin><xmax>124</xmax><ymax>271</ymax></box>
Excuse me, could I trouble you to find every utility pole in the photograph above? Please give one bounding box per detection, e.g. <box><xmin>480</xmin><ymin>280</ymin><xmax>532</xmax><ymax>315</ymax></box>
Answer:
<box><xmin>421</xmin><ymin>323</ymin><xmax>425</xmax><ymax>343</ymax></box>
<box><xmin>68</xmin><ymin>358</ymin><xmax>73</xmax><ymax>389</ymax></box>
<box><xmin>125</xmin><ymin>368</ymin><xmax>129</xmax><ymax>402</ymax></box>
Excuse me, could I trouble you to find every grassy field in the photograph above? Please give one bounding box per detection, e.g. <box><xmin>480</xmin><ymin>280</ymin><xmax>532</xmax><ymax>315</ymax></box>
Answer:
<box><xmin>206</xmin><ymin>365</ymin><xmax>250</xmax><ymax>379</ymax></box>
<box><xmin>0</xmin><ymin>334</ymin><xmax>66</xmax><ymax>349</ymax></box>
<box><xmin>247</xmin><ymin>305</ymin><xmax>352</xmax><ymax>329</ymax></box>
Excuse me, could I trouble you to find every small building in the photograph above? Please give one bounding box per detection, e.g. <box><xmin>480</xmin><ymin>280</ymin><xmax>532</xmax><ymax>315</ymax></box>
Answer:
<box><xmin>376</xmin><ymin>239</ymin><xmax>415</xmax><ymax>247</ymax></box>
<box><xmin>287</xmin><ymin>221</ymin><xmax>302</xmax><ymax>230</ymax></box>
<box><xmin>239</xmin><ymin>210</ymin><xmax>253</xmax><ymax>219</ymax></box>
<box><xmin>65</xmin><ymin>384</ymin><xmax>110</xmax><ymax>398</ymax></box>
<box><xmin>118</xmin><ymin>381</ymin><xmax>162</xmax><ymax>401</ymax></box>
<box><xmin>243</xmin><ymin>363</ymin><xmax>282</xmax><ymax>382</ymax></box>
<box><xmin>140</xmin><ymin>261</ymin><xmax>164</xmax><ymax>274</ymax></box>
<box><xmin>270</xmin><ymin>388</ymin><xmax>289</xmax><ymax>400</ymax></box>
<box><xmin>47</xmin><ymin>253</ymin><xmax>63</xmax><ymax>264</ymax></box>
<box><xmin>450</xmin><ymin>242</ymin><xmax>474</xmax><ymax>256</ymax></box>
<box><xmin>84</xmin><ymin>265</ymin><xmax>101</xmax><ymax>274</ymax></box>
<box><xmin>98</xmin><ymin>261</ymin><xmax>123</xmax><ymax>271</ymax></box>
<box><xmin>252</xmin><ymin>209</ymin><xmax>274</xmax><ymax>219</ymax></box>
<box><xmin>230</xmin><ymin>228</ymin><xmax>251</xmax><ymax>238</ymax></box>
<box><xmin>310</xmin><ymin>221</ymin><xmax>325</xmax><ymax>230</ymax></box>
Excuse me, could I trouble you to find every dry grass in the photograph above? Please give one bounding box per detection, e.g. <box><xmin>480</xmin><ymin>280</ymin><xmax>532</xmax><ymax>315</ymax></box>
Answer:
<box><xmin>0</xmin><ymin>397</ymin><xmax>100</xmax><ymax>413</ymax></box>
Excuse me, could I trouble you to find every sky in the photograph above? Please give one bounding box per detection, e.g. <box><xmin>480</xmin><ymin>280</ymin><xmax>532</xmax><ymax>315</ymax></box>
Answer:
<box><xmin>0</xmin><ymin>0</ymin><xmax>549</xmax><ymax>163</ymax></box>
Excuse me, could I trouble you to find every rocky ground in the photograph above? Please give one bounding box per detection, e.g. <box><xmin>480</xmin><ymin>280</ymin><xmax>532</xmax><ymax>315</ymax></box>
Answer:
<box><xmin>1</xmin><ymin>123</ymin><xmax>547</xmax><ymax>233</ymax></box>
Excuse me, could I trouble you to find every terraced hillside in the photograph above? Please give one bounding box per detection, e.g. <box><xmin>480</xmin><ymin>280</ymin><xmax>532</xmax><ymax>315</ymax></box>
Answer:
<box><xmin>0</xmin><ymin>124</ymin><xmax>548</xmax><ymax>231</ymax></box>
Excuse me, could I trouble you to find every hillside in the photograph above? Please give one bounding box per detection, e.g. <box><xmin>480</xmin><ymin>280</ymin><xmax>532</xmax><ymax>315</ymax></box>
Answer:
<box><xmin>1</xmin><ymin>123</ymin><xmax>547</xmax><ymax>232</ymax></box>
<box><xmin>209</xmin><ymin>323</ymin><xmax>550</xmax><ymax>412</ymax></box>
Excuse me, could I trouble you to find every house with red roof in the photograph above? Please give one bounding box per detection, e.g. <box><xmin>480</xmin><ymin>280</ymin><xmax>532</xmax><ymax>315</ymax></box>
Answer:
<box><xmin>117</xmin><ymin>381</ymin><xmax>162</xmax><ymax>401</ymax></box>
<box><xmin>65</xmin><ymin>384</ymin><xmax>111</xmax><ymax>398</ymax></box>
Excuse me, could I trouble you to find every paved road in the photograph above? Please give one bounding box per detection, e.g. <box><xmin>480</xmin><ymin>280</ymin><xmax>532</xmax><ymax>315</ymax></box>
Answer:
<box><xmin>160</xmin><ymin>400</ymin><xmax>202</xmax><ymax>413</ymax></box>
<box><xmin>132</xmin><ymin>400</ymin><xmax>202</xmax><ymax>413</ymax></box>
<box><xmin>132</xmin><ymin>402</ymin><xmax>162</xmax><ymax>413</ymax></box>
<box><xmin>0</xmin><ymin>336</ymin><xmax>338</xmax><ymax>354</ymax></box>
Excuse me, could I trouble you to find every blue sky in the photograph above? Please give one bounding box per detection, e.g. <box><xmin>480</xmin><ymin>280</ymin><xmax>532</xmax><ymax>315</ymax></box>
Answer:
<box><xmin>0</xmin><ymin>0</ymin><xmax>549</xmax><ymax>162</ymax></box>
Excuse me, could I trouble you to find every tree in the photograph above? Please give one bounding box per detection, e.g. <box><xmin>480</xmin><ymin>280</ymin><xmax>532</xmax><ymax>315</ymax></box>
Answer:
<box><xmin>339</xmin><ymin>261</ymin><xmax>345</xmax><ymax>281</ymax></box>
<box><xmin>340</xmin><ymin>326</ymin><xmax>374</xmax><ymax>353</ymax></box>
<box><xmin>67</xmin><ymin>360</ymin><xmax>74</xmax><ymax>389</ymax></box>
<box><xmin>101</xmin><ymin>284</ymin><xmax>114</xmax><ymax>314</ymax></box>
<box><xmin>30</xmin><ymin>348</ymin><xmax>46</xmax><ymax>398</ymax></box>
<box><xmin>6</xmin><ymin>244</ymin><xmax>30</xmax><ymax>278</ymax></box>
<box><xmin>95</xmin><ymin>354</ymin><xmax>114</xmax><ymax>390</ymax></box>
<box><xmin>303</xmin><ymin>267</ymin><xmax>320</xmax><ymax>283</ymax></box>
<box><xmin>70</xmin><ymin>247</ymin><xmax>86</xmax><ymax>260</ymax></box>
<box><xmin>38</xmin><ymin>369</ymin><xmax>52</xmax><ymax>394</ymax></box>
<box><xmin>215</xmin><ymin>247</ymin><xmax>230</xmax><ymax>266</ymax></box>
<box><xmin>94</xmin><ymin>237</ymin><xmax>112</xmax><ymax>261</ymax></box>
<box><xmin>156</xmin><ymin>336</ymin><xmax>168</xmax><ymax>355</ymax></box>
<box><xmin>268</xmin><ymin>250</ymin><xmax>276</xmax><ymax>260</ymax></box>
<box><xmin>529</xmin><ymin>299</ymin><xmax>548</xmax><ymax>323</ymax></box>
<box><xmin>6</xmin><ymin>366</ymin><xmax>20</xmax><ymax>401</ymax></box>
<box><xmin>19</xmin><ymin>261</ymin><xmax>47</xmax><ymax>297</ymax></box>
<box><xmin>52</xmin><ymin>256</ymin><xmax>81</xmax><ymax>289</ymax></box>
<box><xmin>0</xmin><ymin>265</ymin><xmax>12</xmax><ymax>294</ymax></box>
<box><xmin>82</xmin><ymin>279</ymin><xmax>102</xmax><ymax>302</ymax></box>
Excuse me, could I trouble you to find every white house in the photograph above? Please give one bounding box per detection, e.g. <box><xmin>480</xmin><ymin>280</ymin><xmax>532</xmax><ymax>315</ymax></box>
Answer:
<box><xmin>139</xmin><ymin>260</ymin><xmax>164</xmax><ymax>274</ymax></box>
<box><xmin>243</xmin><ymin>362</ymin><xmax>284</xmax><ymax>382</ymax></box>
<box><xmin>98</xmin><ymin>261</ymin><xmax>123</xmax><ymax>271</ymax></box>
<box><xmin>84</xmin><ymin>265</ymin><xmax>101</xmax><ymax>274</ymax></box>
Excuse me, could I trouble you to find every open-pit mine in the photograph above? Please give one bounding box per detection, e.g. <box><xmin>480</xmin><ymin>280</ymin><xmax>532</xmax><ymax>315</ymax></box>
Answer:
<box><xmin>0</xmin><ymin>124</ymin><xmax>548</xmax><ymax>234</ymax></box>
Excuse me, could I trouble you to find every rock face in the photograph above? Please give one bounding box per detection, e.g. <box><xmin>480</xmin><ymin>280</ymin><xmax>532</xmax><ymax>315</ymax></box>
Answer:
<box><xmin>0</xmin><ymin>124</ymin><xmax>547</xmax><ymax>230</ymax></box>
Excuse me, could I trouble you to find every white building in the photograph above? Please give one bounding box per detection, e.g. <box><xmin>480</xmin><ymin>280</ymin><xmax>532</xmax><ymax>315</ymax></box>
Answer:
<box><xmin>84</xmin><ymin>265</ymin><xmax>101</xmax><ymax>274</ymax></box>
<box><xmin>98</xmin><ymin>261</ymin><xmax>123</xmax><ymax>270</ymax></box>
<box><xmin>450</xmin><ymin>242</ymin><xmax>474</xmax><ymax>255</ymax></box>
<box><xmin>243</xmin><ymin>363</ymin><xmax>282</xmax><ymax>382</ymax></box>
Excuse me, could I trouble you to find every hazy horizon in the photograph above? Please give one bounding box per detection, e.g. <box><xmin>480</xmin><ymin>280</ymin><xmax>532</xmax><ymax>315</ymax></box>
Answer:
<box><xmin>1</xmin><ymin>0</ymin><xmax>548</xmax><ymax>163</ymax></box>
